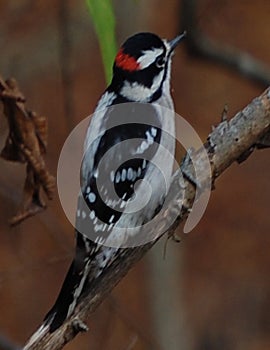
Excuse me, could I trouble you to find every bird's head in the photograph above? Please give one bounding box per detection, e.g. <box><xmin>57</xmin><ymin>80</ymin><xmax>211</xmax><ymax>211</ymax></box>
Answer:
<box><xmin>110</xmin><ymin>32</ymin><xmax>186</xmax><ymax>102</ymax></box>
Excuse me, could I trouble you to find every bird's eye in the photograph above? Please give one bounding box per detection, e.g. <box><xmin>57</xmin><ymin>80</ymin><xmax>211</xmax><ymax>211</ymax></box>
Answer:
<box><xmin>155</xmin><ymin>56</ymin><xmax>165</xmax><ymax>68</ymax></box>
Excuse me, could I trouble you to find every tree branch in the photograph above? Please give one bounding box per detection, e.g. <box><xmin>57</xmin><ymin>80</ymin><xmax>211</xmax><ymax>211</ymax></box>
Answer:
<box><xmin>24</xmin><ymin>88</ymin><xmax>270</xmax><ymax>349</ymax></box>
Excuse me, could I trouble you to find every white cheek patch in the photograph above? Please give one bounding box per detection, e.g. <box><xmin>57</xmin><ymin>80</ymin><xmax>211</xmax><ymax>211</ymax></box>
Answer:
<box><xmin>120</xmin><ymin>70</ymin><xmax>164</xmax><ymax>102</ymax></box>
<box><xmin>137</xmin><ymin>48</ymin><xmax>164</xmax><ymax>69</ymax></box>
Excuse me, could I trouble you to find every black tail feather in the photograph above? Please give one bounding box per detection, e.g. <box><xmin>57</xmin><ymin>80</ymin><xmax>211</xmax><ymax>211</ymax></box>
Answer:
<box><xmin>43</xmin><ymin>260</ymin><xmax>78</xmax><ymax>332</ymax></box>
<box><xmin>43</xmin><ymin>233</ymin><xmax>98</xmax><ymax>332</ymax></box>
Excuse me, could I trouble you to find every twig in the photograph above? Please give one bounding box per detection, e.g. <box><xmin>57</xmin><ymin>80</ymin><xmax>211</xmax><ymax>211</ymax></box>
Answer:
<box><xmin>23</xmin><ymin>87</ymin><xmax>270</xmax><ymax>349</ymax></box>
<box><xmin>181</xmin><ymin>0</ymin><xmax>270</xmax><ymax>86</ymax></box>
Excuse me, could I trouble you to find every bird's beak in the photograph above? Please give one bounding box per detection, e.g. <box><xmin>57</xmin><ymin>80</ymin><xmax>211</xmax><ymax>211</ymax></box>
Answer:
<box><xmin>168</xmin><ymin>31</ymin><xmax>187</xmax><ymax>52</ymax></box>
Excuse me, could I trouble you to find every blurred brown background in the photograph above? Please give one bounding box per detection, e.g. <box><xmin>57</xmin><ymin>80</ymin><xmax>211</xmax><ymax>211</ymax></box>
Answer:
<box><xmin>0</xmin><ymin>1</ymin><xmax>269</xmax><ymax>349</ymax></box>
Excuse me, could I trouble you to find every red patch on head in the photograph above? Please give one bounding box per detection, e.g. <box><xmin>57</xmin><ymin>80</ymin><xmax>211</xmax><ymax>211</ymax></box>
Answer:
<box><xmin>115</xmin><ymin>48</ymin><xmax>140</xmax><ymax>72</ymax></box>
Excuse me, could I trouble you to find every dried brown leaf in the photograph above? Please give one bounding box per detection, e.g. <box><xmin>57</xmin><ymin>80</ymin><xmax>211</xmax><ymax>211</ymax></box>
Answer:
<box><xmin>0</xmin><ymin>75</ymin><xmax>55</xmax><ymax>225</ymax></box>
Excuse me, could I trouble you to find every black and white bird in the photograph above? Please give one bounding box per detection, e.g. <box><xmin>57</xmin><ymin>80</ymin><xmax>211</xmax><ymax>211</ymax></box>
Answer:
<box><xmin>44</xmin><ymin>31</ymin><xmax>185</xmax><ymax>332</ymax></box>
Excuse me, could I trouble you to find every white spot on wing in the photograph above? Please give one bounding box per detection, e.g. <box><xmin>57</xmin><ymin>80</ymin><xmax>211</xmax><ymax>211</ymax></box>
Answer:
<box><xmin>151</xmin><ymin>127</ymin><xmax>157</xmax><ymax>137</ymax></box>
<box><xmin>142</xmin><ymin>159</ymin><xmax>147</xmax><ymax>169</ymax></box>
<box><xmin>88</xmin><ymin>192</ymin><xmax>96</xmax><ymax>203</ymax></box>
<box><xmin>146</xmin><ymin>130</ymin><xmax>154</xmax><ymax>145</ymax></box>
<box><xmin>141</xmin><ymin>141</ymin><xmax>149</xmax><ymax>151</ymax></box>
<box><xmin>89</xmin><ymin>210</ymin><xmax>95</xmax><ymax>220</ymax></box>
<box><xmin>127</xmin><ymin>168</ymin><xmax>133</xmax><ymax>180</ymax></box>
<box><xmin>110</xmin><ymin>171</ymin><xmax>115</xmax><ymax>182</ymax></box>
<box><xmin>108</xmin><ymin>223</ymin><xmax>114</xmax><ymax>231</ymax></box>
<box><xmin>94</xmin><ymin>224</ymin><xmax>105</xmax><ymax>232</ymax></box>
<box><xmin>121</xmin><ymin>169</ymin><xmax>127</xmax><ymax>181</ymax></box>
<box><xmin>136</xmin><ymin>140</ymin><xmax>149</xmax><ymax>154</ymax></box>
<box><xmin>115</xmin><ymin>172</ymin><xmax>121</xmax><ymax>183</ymax></box>
<box><xmin>94</xmin><ymin>169</ymin><xmax>99</xmax><ymax>179</ymax></box>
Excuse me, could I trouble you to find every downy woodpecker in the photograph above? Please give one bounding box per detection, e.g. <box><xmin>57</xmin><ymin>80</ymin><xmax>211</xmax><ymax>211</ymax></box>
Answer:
<box><xmin>44</xmin><ymin>31</ymin><xmax>185</xmax><ymax>332</ymax></box>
